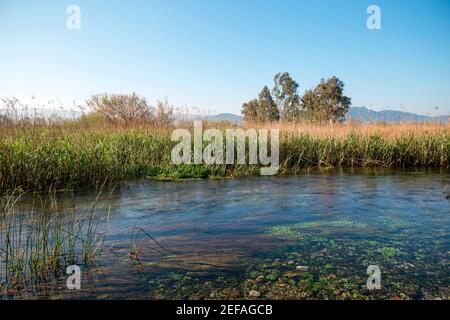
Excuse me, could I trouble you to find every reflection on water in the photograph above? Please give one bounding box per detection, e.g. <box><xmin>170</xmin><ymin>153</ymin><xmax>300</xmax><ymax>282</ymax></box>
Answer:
<box><xmin>1</xmin><ymin>169</ymin><xmax>449</xmax><ymax>300</ymax></box>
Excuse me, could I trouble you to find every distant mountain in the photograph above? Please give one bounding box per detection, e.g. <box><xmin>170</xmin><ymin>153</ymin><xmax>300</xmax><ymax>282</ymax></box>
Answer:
<box><xmin>347</xmin><ymin>107</ymin><xmax>449</xmax><ymax>123</ymax></box>
<box><xmin>174</xmin><ymin>113</ymin><xmax>244</xmax><ymax>123</ymax></box>
<box><xmin>185</xmin><ymin>108</ymin><xmax>449</xmax><ymax>123</ymax></box>
<box><xmin>202</xmin><ymin>108</ymin><xmax>449</xmax><ymax>123</ymax></box>
<box><xmin>206</xmin><ymin>113</ymin><xmax>244</xmax><ymax>122</ymax></box>
<box><xmin>3</xmin><ymin>106</ymin><xmax>447</xmax><ymax>124</ymax></box>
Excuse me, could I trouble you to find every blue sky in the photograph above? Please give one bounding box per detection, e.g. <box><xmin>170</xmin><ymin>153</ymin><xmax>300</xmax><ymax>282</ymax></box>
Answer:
<box><xmin>0</xmin><ymin>0</ymin><xmax>449</xmax><ymax>115</ymax></box>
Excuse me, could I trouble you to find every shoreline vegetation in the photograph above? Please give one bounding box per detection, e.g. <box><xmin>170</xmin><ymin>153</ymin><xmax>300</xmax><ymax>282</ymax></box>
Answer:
<box><xmin>0</xmin><ymin>116</ymin><xmax>448</xmax><ymax>193</ymax></box>
<box><xmin>1</xmin><ymin>72</ymin><xmax>449</xmax><ymax>193</ymax></box>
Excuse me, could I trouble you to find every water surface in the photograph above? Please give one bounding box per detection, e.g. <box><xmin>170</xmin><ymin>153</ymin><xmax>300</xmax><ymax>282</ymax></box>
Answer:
<box><xmin>2</xmin><ymin>169</ymin><xmax>449</xmax><ymax>300</ymax></box>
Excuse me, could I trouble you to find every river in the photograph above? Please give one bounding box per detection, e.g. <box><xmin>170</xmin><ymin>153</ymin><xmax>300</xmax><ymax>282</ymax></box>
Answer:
<box><xmin>1</xmin><ymin>169</ymin><xmax>449</xmax><ymax>299</ymax></box>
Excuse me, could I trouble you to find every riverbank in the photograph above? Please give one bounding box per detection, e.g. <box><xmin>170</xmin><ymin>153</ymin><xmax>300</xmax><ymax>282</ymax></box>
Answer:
<box><xmin>0</xmin><ymin>122</ymin><xmax>449</xmax><ymax>192</ymax></box>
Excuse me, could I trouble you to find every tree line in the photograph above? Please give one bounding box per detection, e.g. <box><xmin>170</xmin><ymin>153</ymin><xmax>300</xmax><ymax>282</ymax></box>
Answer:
<box><xmin>241</xmin><ymin>72</ymin><xmax>351</xmax><ymax>123</ymax></box>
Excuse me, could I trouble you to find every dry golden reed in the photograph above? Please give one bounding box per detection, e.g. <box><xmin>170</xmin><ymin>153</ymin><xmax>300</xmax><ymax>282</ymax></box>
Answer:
<box><xmin>0</xmin><ymin>116</ymin><xmax>448</xmax><ymax>192</ymax></box>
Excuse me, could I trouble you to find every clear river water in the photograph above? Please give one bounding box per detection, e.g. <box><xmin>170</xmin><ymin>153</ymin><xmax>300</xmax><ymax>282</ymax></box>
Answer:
<box><xmin>1</xmin><ymin>169</ymin><xmax>449</xmax><ymax>300</ymax></box>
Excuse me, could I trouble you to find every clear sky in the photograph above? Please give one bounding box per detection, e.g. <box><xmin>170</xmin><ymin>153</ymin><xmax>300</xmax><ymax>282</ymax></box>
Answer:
<box><xmin>1</xmin><ymin>0</ymin><xmax>449</xmax><ymax>115</ymax></box>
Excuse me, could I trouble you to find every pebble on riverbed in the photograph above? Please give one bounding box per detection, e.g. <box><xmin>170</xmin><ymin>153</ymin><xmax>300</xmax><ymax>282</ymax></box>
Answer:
<box><xmin>249</xmin><ymin>290</ymin><xmax>261</xmax><ymax>298</ymax></box>
<box><xmin>296</xmin><ymin>265</ymin><xmax>309</xmax><ymax>271</ymax></box>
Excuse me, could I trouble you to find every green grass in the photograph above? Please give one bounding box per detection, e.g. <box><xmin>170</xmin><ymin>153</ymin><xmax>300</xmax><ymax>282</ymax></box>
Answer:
<box><xmin>0</xmin><ymin>127</ymin><xmax>448</xmax><ymax>192</ymax></box>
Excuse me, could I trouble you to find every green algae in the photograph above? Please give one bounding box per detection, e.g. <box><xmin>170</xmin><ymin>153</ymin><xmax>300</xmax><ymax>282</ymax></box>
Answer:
<box><xmin>270</xmin><ymin>220</ymin><xmax>368</xmax><ymax>238</ymax></box>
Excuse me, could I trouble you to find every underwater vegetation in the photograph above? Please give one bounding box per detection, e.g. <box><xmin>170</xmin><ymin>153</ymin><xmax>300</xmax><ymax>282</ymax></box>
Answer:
<box><xmin>0</xmin><ymin>175</ymin><xmax>448</xmax><ymax>300</ymax></box>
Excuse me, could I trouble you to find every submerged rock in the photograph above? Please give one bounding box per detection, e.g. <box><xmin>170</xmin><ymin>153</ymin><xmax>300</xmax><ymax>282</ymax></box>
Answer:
<box><xmin>249</xmin><ymin>290</ymin><xmax>261</xmax><ymax>298</ymax></box>
<box><xmin>296</xmin><ymin>265</ymin><xmax>309</xmax><ymax>271</ymax></box>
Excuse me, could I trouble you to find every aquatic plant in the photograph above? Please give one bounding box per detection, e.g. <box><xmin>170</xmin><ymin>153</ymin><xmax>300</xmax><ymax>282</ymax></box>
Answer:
<box><xmin>0</xmin><ymin>191</ymin><xmax>107</xmax><ymax>292</ymax></box>
<box><xmin>270</xmin><ymin>220</ymin><xmax>368</xmax><ymax>238</ymax></box>
<box><xmin>378</xmin><ymin>247</ymin><xmax>404</xmax><ymax>260</ymax></box>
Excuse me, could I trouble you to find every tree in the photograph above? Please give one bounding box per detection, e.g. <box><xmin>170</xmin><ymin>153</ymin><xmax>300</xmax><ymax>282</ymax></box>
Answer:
<box><xmin>241</xmin><ymin>99</ymin><xmax>260</xmax><ymax>122</ymax></box>
<box><xmin>272</xmin><ymin>72</ymin><xmax>300</xmax><ymax>122</ymax></box>
<box><xmin>301</xmin><ymin>76</ymin><xmax>351</xmax><ymax>123</ymax></box>
<box><xmin>258</xmin><ymin>86</ymin><xmax>279</xmax><ymax>122</ymax></box>
<box><xmin>86</xmin><ymin>93</ymin><xmax>154</xmax><ymax>124</ymax></box>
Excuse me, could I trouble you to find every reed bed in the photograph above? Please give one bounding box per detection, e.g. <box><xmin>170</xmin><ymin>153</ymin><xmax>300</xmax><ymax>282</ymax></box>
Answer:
<box><xmin>0</xmin><ymin>191</ymin><xmax>106</xmax><ymax>292</ymax></box>
<box><xmin>0</xmin><ymin>120</ymin><xmax>448</xmax><ymax>192</ymax></box>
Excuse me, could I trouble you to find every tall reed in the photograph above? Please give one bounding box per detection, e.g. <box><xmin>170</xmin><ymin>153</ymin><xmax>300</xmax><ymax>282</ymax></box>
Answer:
<box><xmin>0</xmin><ymin>191</ymin><xmax>106</xmax><ymax>292</ymax></box>
<box><xmin>0</xmin><ymin>121</ymin><xmax>448</xmax><ymax>192</ymax></box>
